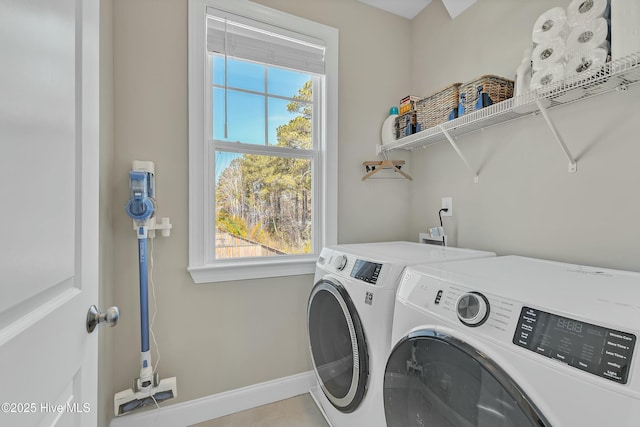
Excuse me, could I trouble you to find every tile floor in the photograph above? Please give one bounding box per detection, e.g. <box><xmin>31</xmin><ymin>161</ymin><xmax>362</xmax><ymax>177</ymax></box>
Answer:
<box><xmin>190</xmin><ymin>394</ymin><xmax>329</xmax><ymax>427</ymax></box>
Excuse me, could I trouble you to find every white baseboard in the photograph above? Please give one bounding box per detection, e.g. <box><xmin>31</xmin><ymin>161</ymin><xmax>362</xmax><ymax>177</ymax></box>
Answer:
<box><xmin>109</xmin><ymin>371</ymin><xmax>317</xmax><ymax>427</ymax></box>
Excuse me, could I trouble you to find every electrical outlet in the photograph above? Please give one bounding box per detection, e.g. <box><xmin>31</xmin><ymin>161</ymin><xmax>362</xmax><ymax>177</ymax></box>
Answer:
<box><xmin>441</xmin><ymin>197</ymin><xmax>452</xmax><ymax>216</ymax></box>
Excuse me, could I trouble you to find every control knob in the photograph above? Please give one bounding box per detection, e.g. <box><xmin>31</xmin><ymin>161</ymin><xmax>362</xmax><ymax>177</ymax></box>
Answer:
<box><xmin>456</xmin><ymin>292</ymin><xmax>489</xmax><ymax>327</ymax></box>
<box><xmin>334</xmin><ymin>254</ymin><xmax>348</xmax><ymax>271</ymax></box>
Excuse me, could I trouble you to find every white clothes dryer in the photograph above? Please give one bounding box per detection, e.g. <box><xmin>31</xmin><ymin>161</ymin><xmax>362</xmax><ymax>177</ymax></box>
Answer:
<box><xmin>386</xmin><ymin>256</ymin><xmax>640</xmax><ymax>427</ymax></box>
<box><xmin>307</xmin><ymin>242</ymin><xmax>495</xmax><ymax>427</ymax></box>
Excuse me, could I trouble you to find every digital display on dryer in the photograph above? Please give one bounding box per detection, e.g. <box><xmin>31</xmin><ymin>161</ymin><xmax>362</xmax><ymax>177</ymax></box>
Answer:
<box><xmin>350</xmin><ymin>259</ymin><xmax>382</xmax><ymax>284</ymax></box>
<box><xmin>513</xmin><ymin>307</ymin><xmax>636</xmax><ymax>384</ymax></box>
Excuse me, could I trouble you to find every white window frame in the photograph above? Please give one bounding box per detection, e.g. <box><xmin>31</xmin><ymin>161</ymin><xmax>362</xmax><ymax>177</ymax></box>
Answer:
<box><xmin>188</xmin><ymin>0</ymin><xmax>338</xmax><ymax>284</ymax></box>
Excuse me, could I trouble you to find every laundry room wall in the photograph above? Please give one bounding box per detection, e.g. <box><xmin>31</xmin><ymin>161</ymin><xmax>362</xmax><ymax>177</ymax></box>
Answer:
<box><xmin>252</xmin><ymin>0</ymin><xmax>414</xmax><ymax>244</ymax></box>
<box><xmin>105</xmin><ymin>0</ymin><xmax>411</xmax><ymax>423</ymax></box>
<box><xmin>407</xmin><ymin>0</ymin><xmax>640</xmax><ymax>272</ymax></box>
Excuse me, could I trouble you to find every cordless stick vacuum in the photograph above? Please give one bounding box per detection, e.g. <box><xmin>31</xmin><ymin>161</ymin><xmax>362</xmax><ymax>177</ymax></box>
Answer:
<box><xmin>114</xmin><ymin>161</ymin><xmax>177</xmax><ymax>416</ymax></box>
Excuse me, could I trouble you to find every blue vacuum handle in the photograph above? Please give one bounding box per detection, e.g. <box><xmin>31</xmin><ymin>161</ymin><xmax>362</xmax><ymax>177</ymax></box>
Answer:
<box><xmin>138</xmin><ymin>235</ymin><xmax>150</xmax><ymax>353</ymax></box>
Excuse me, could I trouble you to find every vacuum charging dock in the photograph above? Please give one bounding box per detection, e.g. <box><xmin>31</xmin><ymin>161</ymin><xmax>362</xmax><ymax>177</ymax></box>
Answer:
<box><xmin>132</xmin><ymin>216</ymin><xmax>172</xmax><ymax>238</ymax></box>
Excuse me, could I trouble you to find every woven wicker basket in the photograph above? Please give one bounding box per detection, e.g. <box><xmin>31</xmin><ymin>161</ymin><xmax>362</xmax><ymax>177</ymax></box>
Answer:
<box><xmin>459</xmin><ymin>75</ymin><xmax>514</xmax><ymax>115</ymax></box>
<box><xmin>395</xmin><ymin>111</ymin><xmax>418</xmax><ymax>138</ymax></box>
<box><xmin>416</xmin><ymin>83</ymin><xmax>462</xmax><ymax>131</ymax></box>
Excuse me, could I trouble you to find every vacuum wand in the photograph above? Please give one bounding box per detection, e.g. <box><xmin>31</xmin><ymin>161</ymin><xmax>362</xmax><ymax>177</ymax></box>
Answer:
<box><xmin>114</xmin><ymin>160</ymin><xmax>177</xmax><ymax>416</ymax></box>
<box><xmin>139</xmin><ymin>237</ymin><xmax>149</xmax><ymax>353</ymax></box>
<box><xmin>138</xmin><ymin>234</ymin><xmax>151</xmax><ymax>373</ymax></box>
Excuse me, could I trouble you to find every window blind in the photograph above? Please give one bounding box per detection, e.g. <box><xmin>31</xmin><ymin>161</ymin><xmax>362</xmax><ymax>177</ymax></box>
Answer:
<box><xmin>206</xmin><ymin>6</ymin><xmax>326</xmax><ymax>75</ymax></box>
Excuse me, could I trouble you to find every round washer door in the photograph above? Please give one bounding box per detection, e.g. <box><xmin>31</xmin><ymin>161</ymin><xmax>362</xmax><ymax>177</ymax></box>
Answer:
<box><xmin>307</xmin><ymin>278</ymin><xmax>369</xmax><ymax>413</ymax></box>
<box><xmin>384</xmin><ymin>329</ymin><xmax>551</xmax><ymax>427</ymax></box>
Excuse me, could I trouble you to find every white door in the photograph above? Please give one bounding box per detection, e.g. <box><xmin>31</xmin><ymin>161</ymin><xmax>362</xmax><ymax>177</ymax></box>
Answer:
<box><xmin>0</xmin><ymin>0</ymin><xmax>100</xmax><ymax>426</ymax></box>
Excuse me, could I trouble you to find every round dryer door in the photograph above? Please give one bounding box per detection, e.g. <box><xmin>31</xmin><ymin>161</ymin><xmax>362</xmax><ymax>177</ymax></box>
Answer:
<box><xmin>307</xmin><ymin>279</ymin><xmax>369</xmax><ymax>413</ymax></box>
<box><xmin>384</xmin><ymin>329</ymin><xmax>551</xmax><ymax>427</ymax></box>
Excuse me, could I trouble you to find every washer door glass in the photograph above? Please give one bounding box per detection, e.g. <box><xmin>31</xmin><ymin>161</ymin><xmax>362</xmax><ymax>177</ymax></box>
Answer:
<box><xmin>384</xmin><ymin>329</ymin><xmax>551</xmax><ymax>427</ymax></box>
<box><xmin>308</xmin><ymin>279</ymin><xmax>368</xmax><ymax>413</ymax></box>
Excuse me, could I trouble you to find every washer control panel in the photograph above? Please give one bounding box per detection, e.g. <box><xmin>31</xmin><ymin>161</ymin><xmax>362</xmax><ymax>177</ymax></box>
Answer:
<box><xmin>398</xmin><ymin>272</ymin><xmax>518</xmax><ymax>338</ymax></box>
<box><xmin>513</xmin><ymin>306</ymin><xmax>637</xmax><ymax>384</ymax></box>
<box><xmin>456</xmin><ymin>292</ymin><xmax>490</xmax><ymax>327</ymax></box>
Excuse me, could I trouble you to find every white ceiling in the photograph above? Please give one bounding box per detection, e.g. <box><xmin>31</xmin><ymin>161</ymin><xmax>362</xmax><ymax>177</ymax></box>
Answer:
<box><xmin>356</xmin><ymin>0</ymin><xmax>477</xmax><ymax>20</ymax></box>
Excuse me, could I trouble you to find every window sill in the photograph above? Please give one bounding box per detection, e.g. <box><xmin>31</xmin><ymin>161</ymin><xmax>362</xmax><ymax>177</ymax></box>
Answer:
<box><xmin>188</xmin><ymin>255</ymin><xmax>317</xmax><ymax>284</ymax></box>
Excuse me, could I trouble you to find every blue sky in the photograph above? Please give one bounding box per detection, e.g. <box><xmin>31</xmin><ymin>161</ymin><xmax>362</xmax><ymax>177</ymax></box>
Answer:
<box><xmin>212</xmin><ymin>57</ymin><xmax>310</xmax><ymax>145</ymax></box>
<box><xmin>212</xmin><ymin>56</ymin><xmax>311</xmax><ymax>181</ymax></box>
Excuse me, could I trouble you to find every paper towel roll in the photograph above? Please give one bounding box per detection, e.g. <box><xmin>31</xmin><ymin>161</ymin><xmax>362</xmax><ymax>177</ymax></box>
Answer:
<box><xmin>532</xmin><ymin>38</ymin><xmax>567</xmax><ymax>71</ymax></box>
<box><xmin>565</xmin><ymin>48</ymin><xmax>609</xmax><ymax>78</ymax></box>
<box><xmin>567</xmin><ymin>0</ymin><xmax>610</xmax><ymax>26</ymax></box>
<box><xmin>566</xmin><ymin>18</ymin><xmax>610</xmax><ymax>54</ymax></box>
<box><xmin>381</xmin><ymin>113</ymin><xmax>398</xmax><ymax>145</ymax></box>
<box><xmin>611</xmin><ymin>0</ymin><xmax>640</xmax><ymax>61</ymax></box>
<box><xmin>533</xmin><ymin>7</ymin><xmax>567</xmax><ymax>44</ymax></box>
<box><xmin>530</xmin><ymin>63</ymin><xmax>565</xmax><ymax>91</ymax></box>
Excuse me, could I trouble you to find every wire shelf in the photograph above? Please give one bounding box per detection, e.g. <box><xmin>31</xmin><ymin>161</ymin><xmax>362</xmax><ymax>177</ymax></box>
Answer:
<box><xmin>381</xmin><ymin>52</ymin><xmax>640</xmax><ymax>152</ymax></box>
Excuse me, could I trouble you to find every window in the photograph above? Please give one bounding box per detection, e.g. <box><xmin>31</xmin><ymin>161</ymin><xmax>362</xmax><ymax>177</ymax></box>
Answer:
<box><xmin>188</xmin><ymin>0</ymin><xmax>338</xmax><ymax>283</ymax></box>
<box><xmin>212</xmin><ymin>58</ymin><xmax>316</xmax><ymax>258</ymax></box>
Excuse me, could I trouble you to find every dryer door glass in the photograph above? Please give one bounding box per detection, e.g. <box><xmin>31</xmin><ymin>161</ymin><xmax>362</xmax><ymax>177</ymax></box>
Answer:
<box><xmin>384</xmin><ymin>329</ymin><xmax>551</xmax><ymax>427</ymax></box>
<box><xmin>308</xmin><ymin>279</ymin><xmax>368</xmax><ymax>413</ymax></box>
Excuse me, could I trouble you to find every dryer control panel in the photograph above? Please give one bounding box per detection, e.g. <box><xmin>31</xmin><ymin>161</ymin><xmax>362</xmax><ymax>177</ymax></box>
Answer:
<box><xmin>350</xmin><ymin>259</ymin><xmax>382</xmax><ymax>284</ymax></box>
<box><xmin>513</xmin><ymin>306</ymin><xmax>637</xmax><ymax>384</ymax></box>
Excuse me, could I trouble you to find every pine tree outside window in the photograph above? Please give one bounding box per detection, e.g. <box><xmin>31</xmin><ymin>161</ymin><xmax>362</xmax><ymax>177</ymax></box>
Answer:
<box><xmin>188</xmin><ymin>0</ymin><xmax>338</xmax><ymax>283</ymax></box>
<box><xmin>212</xmin><ymin>58</ymin><xmax>315</xmax><ymax>258</ymax></box>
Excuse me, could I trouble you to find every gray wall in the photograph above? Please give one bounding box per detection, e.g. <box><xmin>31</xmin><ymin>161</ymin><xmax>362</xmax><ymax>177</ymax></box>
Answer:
<box><xmin>408</xmin><ymin>0</ymin><xmax>640</xmax><ymax>272</ymax></box>
<box><xmin>102</xmin><ymin>0</ymin><xmax>411</xmax><ymax>423</ymax></box>
<box><xmin>254</xmin><ymin>0</ymin><xmax>414</xmax><ymax>243</ymax></box>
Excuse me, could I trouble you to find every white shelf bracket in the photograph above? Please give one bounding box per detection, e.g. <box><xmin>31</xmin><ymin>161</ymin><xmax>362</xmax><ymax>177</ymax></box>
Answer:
<box><xmin>535</xmin><ymin>99</ymin><xmax>577</xmax><ymax>173</ymax></box>
<box><xmin>439</xmin><ymin>126</ymin><xmax>479</xmax><ymax>184</ymax></box>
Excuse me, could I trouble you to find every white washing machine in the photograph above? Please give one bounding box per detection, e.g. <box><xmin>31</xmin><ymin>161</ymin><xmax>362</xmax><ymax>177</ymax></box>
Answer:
<box><xmin>386</xmin><ymin>256</ymin><xmax>640</xmax><ymax>427</ymax></box>
<box><xmin>307</xmin><ymin>242</ymin><xmax>495</xmax><ymax>427</ymax></box>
